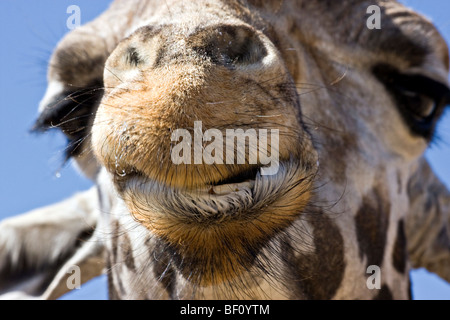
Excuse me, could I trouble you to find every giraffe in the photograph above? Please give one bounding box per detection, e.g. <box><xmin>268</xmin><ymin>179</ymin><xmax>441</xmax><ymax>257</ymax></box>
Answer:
<box><xmin>0</xmin><ymin>0</ymin><xmax>449</xmax><ymax>300</ymax></box>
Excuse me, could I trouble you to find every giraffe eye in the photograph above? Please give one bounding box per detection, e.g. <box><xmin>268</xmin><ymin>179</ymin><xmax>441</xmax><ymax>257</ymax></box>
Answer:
<box><xmin>372</xmin><ymin>63</ymin><xmax>450</xmax><ymax>139</ymax></box>
<box><xmin>395</xmin><ymin>87</ymin><xmax>437</xmax><ymax>120</ymax></box>
<box><xmin>33</xmin><ymin>83</ymin><xmax>104</xmax><ymax>159</ymax></box>
<box><xmin>392</xmin><ymin>74</ymin><xmax>450</xmax><ymax>135</ymax></box>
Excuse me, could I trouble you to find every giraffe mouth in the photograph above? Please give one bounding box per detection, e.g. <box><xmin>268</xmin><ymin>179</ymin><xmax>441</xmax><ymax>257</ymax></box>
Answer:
<box><xmin>117</xmin><ymin>159</ymin><xmax>314</xmax><ymax>228</ymax></box>
<box><xmin>115</xmin><ymin>159</ymin><xmax>314</xmax><ymax>285</ymax></box>
<box><xmin>114</xmin><ymin>164</ymin><xmax>260</xmax><ymax>198</ymax></box>
<box><xmin>117</xmin><ymin>161</ymin><xmax>300</xmax><ymax>218</ymax></box>
<box><xmin>205</xmin><ymin>166</ymin><xmax>260</xmax><ymax>194</ymax></box>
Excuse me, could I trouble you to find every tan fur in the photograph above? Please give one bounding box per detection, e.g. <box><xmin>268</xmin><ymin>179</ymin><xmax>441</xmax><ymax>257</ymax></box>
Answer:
<box><xmin>1</xmin><ymin>0</ymin><xmax>450</xmax><ymax>299</ymax></box>
<box><xmin>93</xmin><ymin>29</ymin><xmax>312</xmax><ymax>188</ymax></box>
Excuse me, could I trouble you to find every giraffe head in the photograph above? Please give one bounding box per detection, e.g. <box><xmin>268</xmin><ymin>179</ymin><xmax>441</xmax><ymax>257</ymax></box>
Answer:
<box><xmin>33</xmin><ymin>0</ymin><xmax>450</xmax><ymax>297</ymax></box>
<box><xmin>89</xmin><ymin>2</ymin><xmax>320</xmax><ymax>286</ymax></box>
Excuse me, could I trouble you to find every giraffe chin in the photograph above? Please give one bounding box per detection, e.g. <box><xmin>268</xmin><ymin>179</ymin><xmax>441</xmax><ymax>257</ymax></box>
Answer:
<box><xmin>119</xmin><ymin>160</ymin><xmax>314</xmax><ymax>286</ymax></box>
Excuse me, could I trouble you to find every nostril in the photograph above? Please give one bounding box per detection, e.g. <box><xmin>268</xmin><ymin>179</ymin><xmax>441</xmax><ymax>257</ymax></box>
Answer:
<box><xmin>193</xmin><ymin>25</ymin><xmax>268</xmax><ymax>67</ymax></box>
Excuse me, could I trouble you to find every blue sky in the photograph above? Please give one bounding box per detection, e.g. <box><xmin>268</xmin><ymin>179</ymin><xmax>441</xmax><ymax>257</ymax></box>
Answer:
<box><xmin>0</xmin><ymin>0</ymin><xmax>449</xmax><ymax>300</ymax></box>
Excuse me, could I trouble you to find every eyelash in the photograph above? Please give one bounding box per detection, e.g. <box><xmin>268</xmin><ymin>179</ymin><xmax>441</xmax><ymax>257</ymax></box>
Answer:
<box><xmin>33</xmin><ymin>84</ymin><xmax>104</xmax><ymax>159</ymax></box>
<box><xmin>372</xmin><ymin>64</ymin><xmax>450</xmax><ymax>139</ymax></box>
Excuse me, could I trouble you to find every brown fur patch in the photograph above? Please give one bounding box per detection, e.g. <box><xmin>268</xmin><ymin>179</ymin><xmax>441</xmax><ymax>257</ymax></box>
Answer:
<box><xmin>106</xmin><ymin>255</ymin><xmax>120</xmax><ymax>300</ymax></box>
<box><xmin>152</xmin><ymin>242</ymin><xmax>176</xmax><ymax>299</ymax></box>
<box><xmin>288</xmin><ymin>214</ymin><xmax>346</xmax><ymax>300</ymax></box>
<box><xmin>392</xmin><ymin>219</ymin><xmax>407</xmax><ymax>274</ymax></box>
<box><xmin>373</xmin><ymin>284</ymin><xmax>393</xmax><ymax>300</ymax></box>
<box><xmin>355</xmin><ymin>188</ymin><xmax>390</xmax><ymax>268</ymax></box>
<box><xmin>322</xmin><ymin>132</ymin><xmax>358</xmax><ymax>185</ymax></box>
<box><xmin>108</xmin><ymin>221</ymin><xmax>128</xmax><ymax>298</ymax></box>
<box><xmin>121</xmin><ymin>232</ymin><xmax>136</xmax><ymax>271</ymax></box>
<box><xmin>408</xmin><ymin>278</ymin><xmax>413</xmax><ymax>300</ymax></box>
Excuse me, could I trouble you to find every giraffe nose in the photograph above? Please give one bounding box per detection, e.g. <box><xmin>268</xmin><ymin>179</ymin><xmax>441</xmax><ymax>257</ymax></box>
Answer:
<box><xmin>103</xmin><ymin>24</ymin><xmax>279</xmax><ymax>93</ymax></box>
<box><xmin>95</xmin><ymin>23</ymin><xmax>292</xmax><ymax>189</ymax></box>
<box><xmin>189</xmin><ymin>25</ymin><xmax>269</xmax><ymax>67</ymax></box>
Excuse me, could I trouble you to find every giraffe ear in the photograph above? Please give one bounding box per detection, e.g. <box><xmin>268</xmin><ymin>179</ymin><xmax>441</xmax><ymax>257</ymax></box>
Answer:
<box><xmin>0</xmin><ymin>187</ymin><xmax>105</xmax><ymax>300</ymax></box>
<box><xmin>406</xmin><ymin>157</ymin><xmax>450</xmax><ymax>283</ymax></box>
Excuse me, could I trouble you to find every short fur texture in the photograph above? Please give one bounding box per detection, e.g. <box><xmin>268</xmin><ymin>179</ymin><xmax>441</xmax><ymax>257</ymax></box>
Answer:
<box><xmin>1</xmin><ymin>0</ymin><xmax>450</xmax><ymax>300</ymax></box>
